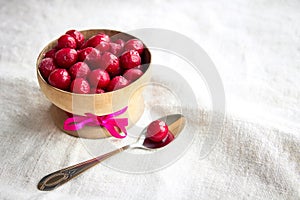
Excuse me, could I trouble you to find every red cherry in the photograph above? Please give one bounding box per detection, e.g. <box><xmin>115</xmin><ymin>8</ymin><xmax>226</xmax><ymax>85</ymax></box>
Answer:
<box><xmin>114</xmin><ymin>39</ymin><xmax>125</xmax><ymax>48</ymax></box>
<box><xmin>86</xmin><ymin>33</ymin><xmax>110</xmax><ymax>48</ymax></box>
<box><xmin>124</xmin><ymin>39</ymin><xmax>144</xmax><ymax>54</ymax></box>
<box><xmin>44</xmin><ymin>49</ymin><xmax>57</xmax><ymax>59</ymax></box>
<box><xmin>109</xmin><ymin>43</ymin><xmax>123</xmax><ymax>56</ymax></box>
<box><xmin>70</xmin><ymin>78</ymin><xmax>90</xmax><ymax>94</ymax></box>
<box><xmin>80</xmin><ymin>41</ymin><xmax>88</xmax><ymax>49</ymax></box>
<box><xmin>55</xmin><ymin>48</ymin><xmax>78</xmax><ymax>68</ymax></box>
<box><xmin>90</xmin><ymin>87</ymin><xmax>105</xmax><ymax>94</ymax></box>
<box><xmin>78</xmin><ymin>47</ymin><xmax>101</xmax><ymax>69</ymax></box>
<box><xmin>48</xmin><ymin>69</ymin><xmax>71</xmax><ymax>90</ymax></box>
<box><xmin>134</xmin><ymin>65</ymin><xmax>147</xmax><ymax>72</ymax></box>
<box><xmin>38</xmin><ymin>58</ymin><xmax>57</xmax><ymax>80</ymax></box>
<box><xmin>69</xmin><ymin>62</ymin><xmax>90</xmax><ymax>79</ymax></box>
<box><xmin>95</xmin><ymin>41</ymin><xmax>110</xmax><ymax>53</ymax></box>
<box><xmin>87</xmin><ymin>69</ymin><xmax>110</xmax><ymax>89</ymax></box>
<box><xmin>160</xmin><ymin>131</ymin><xmax>175</xmax><ymax>146</ymax></box>
<box><xmin>120</xmin><ymin>50</ymin><xmax>141</xmax><ymax>69</ymax></box>
<box><xmin>66</xmin><ymin>30</ymin><xmax>85</xmax><ymax>48</ymax></box>
<box><xmin>106</xmin><ymin>76</ymin><xmax>129</xmax><ymax>92</ymax></box>
<box><xmin>56</xmin><ymin>34</ymin><xmax>77</xmax><ymax>49</ymax></box>
<box><xmin>100</xmin><ymin>52</ymin><xmax>121</xmax><ymax>77</ymax></box>
<box><xmin>146</xmin><ymin>120</ymin><xmax>169</xmax><ymax>142</ymax></box>
<box><xmin>123</xmin><ymin>68</ymin><xmax>143</xmax><ymax>82</ymax></box>
<box><xmin>143</xmin><ymin>131</ymin><xmax>174</xmax><ymax>149</ymax></box>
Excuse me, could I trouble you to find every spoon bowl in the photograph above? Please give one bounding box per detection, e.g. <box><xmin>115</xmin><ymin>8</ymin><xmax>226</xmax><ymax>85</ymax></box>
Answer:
<box><xmin>132</xmin><ymin>114</ymin><xmax>186</xmax><ymax>150</ymax></box>
<box><xmin>37</xmin><ymin>114</ymin><xmax>186</xmax><ymax>191</ymax></box>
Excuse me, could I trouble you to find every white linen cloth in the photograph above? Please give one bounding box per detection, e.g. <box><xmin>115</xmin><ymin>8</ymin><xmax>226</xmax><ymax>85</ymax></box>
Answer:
<box><xmin>0</xmin><ymin>0</ymin><xmax>299</xmax><ymax>199</ymax></box>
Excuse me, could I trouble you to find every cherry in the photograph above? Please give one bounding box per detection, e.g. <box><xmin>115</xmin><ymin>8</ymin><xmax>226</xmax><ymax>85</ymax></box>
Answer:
<box><xmin>109</xmin><ymin>43</ymin><xmax>123</xmax><ymax>56</ymax></box>
<box><xmin>44</xmin><ymin>49</ymin><xmax>57</xmax><ymax>59</ymax></box>
<box><xmin>114</xmin><ymin>39</ymin><xmax>125</xmax><ymax>48</ymax></box>
<box><xmin>124</xmin><ymin>39</ymin><xmax>144</xmax><ymax>54</ymax></box>
<box><xmin>56</xmin><ymin>34</ymin><xmax>77</xmax><ymax>49</ymax></box>
<box><xmin>123</xmin><ymin>68</ymin><xmax>143</xmax><ymax>82</ymax></box>
<box><xmin>38</xmin><ymin>58</ymin><xmax>57</xmax><ymax>80</ymax></box>
<box><xmin>86</xmin><ymin>33</ymin><xmax>110</xmax><ymax>48</ymax></box>
<box><xmin>55</xmin><ymin>48</ymin><xmax>78</xmax><ymax>68</ymax></box>
<box><xmin>87</xmin><ymin>69</ymin><xmax>110</xmax><ymax>89</ymax></box>
<box><xmin>95</xmin><ymin>41</ymin><xmax>110</xmax><ymax>53</ymax></box>
<box><xmin>106</xmin><ymin>76</ymin><xmax>129</xmax><ymax>91</ymax></box>
<box><xmin>70</xmin><ymin>78</ymin><xmax>90</xmax><ymax>94</ymax></box>
<box><xmin>146</xmin><ymin>120</ymin><xmax>169</xmax><ymax>142</ymax></box>
<box><xmin>159</xmin><ymin>131</ymin><xmax>175</xmax><ymax>147</ymax></box>
<box><xmin>69</xmin><ymin>62</ymin><xmax>90</xmax><ymax>79</ymax></box>
<box><xmin>100</xmin><ymin>52</ymin><xmax>121</xmax><ymax>77</ymax></box>
<box><xmin>90</xmin><ymin>87</ymin><xmax>105</xmax><ymax>94</ymax></box>
<box><xmin>143</xmin><ymin>131</ymin><xmax>174</xmax><ymax>149</ymax></box>
<box><xmin>48</xmin><ymin>69</ymin><xmax>71</xmax><ymax>90</ymax></box>
<box><xmin>120</xmin><ymin>50</ymin><xmax>141</xmax><ymax>69</ymax></box>
<box><xmin>66</xmin><ymin>30</ymin><xmax>85</xmax><ymax>48</ymax></box>
<box><xmin>97</xmin><ymin>33</ymin><xmax>110</xmax><ymax>42</ymax></box>
<box><xmin>133</xmin><ymin>65</ymin><xmax>147</xmax><ymax>72</ymax></box>
<box><xmin>78</xmin><ymin>47</ymin><xmax>101</xmax><ymax>69</ymax></box>
<box><xmin>139</xmin><ymin>65</ymin><xmax>148</xmax><ymax>72</ymax></box>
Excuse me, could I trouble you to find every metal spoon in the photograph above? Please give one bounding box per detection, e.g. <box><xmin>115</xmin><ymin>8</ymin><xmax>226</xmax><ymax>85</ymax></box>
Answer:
<box><xmin>37</xmin><ymin>114</ymin><xmax>185</xmax><ymax>191</ymax></box>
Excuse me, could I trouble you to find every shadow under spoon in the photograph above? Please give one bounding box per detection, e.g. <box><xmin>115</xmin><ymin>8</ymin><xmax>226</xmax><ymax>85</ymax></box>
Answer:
<box><xmin>37</xmin><ymin>114</ymin><xmax>186</xmax><ymax>191</ymax></box>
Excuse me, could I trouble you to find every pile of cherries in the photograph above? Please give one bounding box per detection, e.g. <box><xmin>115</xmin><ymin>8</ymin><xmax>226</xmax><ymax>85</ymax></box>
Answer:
<box><xmin>38</xmin><ymin>30</ymin><xmax>146</xmax><ymax>94</ymax></box>
<box><xmin>144</xmin><ymin>120</ymin><xmax>175</xmax><ymax>148</ymax></box>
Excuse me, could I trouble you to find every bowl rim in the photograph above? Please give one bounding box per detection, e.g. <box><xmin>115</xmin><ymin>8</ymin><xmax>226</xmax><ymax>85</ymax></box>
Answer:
<box><xmin>36</xmin><ymin>29</ymin><xmax>152</xmax><ymax>97</ymax></box>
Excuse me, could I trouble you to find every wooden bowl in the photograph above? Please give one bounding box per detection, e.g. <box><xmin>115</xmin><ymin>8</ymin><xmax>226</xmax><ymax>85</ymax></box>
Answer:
<box><xmin>36</xmin><ymin>29</ymin><xmax>151</xmax><ymax>138</ymax></box>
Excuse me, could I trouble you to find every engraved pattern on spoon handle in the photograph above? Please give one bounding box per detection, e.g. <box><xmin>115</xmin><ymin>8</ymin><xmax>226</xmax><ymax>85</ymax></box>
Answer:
<box><xmin>37</xmin><ymin>145</ymin><xmax>131</xmax><ymax>191</ymax></box>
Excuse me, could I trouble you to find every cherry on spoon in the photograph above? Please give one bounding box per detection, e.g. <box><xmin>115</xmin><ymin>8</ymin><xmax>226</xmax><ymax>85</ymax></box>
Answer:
<box><xmin>37</xmin><ymin>114</ymin><xmax>186</xmax><ymax>191</ymax></box>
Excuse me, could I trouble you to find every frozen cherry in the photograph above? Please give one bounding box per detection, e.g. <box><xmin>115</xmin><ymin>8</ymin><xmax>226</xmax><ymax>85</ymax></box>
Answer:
<box><xmin>114</xmin><ymin>39</ymin><xmax>125</xmax><ymax>48</ymax></box>
<box><xmin>48</xmin><ymin>69</ymin><xmax>71</xmax><ymax>90</ymax></box>
<box><xmin>55</xmin><ymin>48</ymin><xmax>78</xmax><ymax>68</ymax></box>
<box><xmin>66</xmin><ymin>30</ymin><xmax>85</xmax><ymax>48</ymax></box>
<box><xmin>106</xmin><ymin>76</ymin><xmax>129</xmax><ymax>92</ymax></box>
<box><xmin>123</xmin><ymin>68</ymin><xmax>143</xmax><ymax>82</ymax></box>
<box><xmin>109</xmin><ymin>43</ymin><xmax>123</xmax><ymax>56</ymax></box>
<box><xmin>56</xmin><ymin>34</ymin><xmax>77</xmax><ymax>49</ymax></box>
<box><xmin>120</xmin><ymin>50</ymin><xmax>141</xmax><ymax>69</ymax></box>
<box><xmin>87</xmin><ymin>69</ymin><xmax>110</xmax><ymax>89</ymax></box>
<box><xmin>146</xmin><ymin>120</ymin><xmax>169</xmax><ymax>142</ymax></box>
<box><xmin>44</xmin><ymin>49</ymin><xmax>57</xmax><ymax>59</ymax></box>
<box><xmin>124</xmin><ymin>39</ymin><xmax>144</xmax><ymax>54</ymax></box>
<box><xmin>69</xmin><ymin>62</ymin><xmax>90</xmax><ymax>79</ymax></box>
<box><xmin>78</xmin><ymin>47</ymin><xmax>101</xmax><ymax>69</ymax></box>
<box><xmin>90</xmin><ymin>87</ymin><xmax>105</xmax><ymax>94</ymax></box>
<box><xmin>100</xmin><ymin>52</ymin><xmax>121</xmax><ymax>77</ymax></box>
<box><xmin>86</xmin><ymin>33</ymin><xmax>110</xmax><ymax>48</ymax></box>
<box><xmin>38</xmin><ymin>58</ymin><xmax>57</xmax><ymax>80</ymax></box>
<box><xmin>70</xmin><ymin>78</ymin><xmax>90</xmax><ymax>94</ymax></box>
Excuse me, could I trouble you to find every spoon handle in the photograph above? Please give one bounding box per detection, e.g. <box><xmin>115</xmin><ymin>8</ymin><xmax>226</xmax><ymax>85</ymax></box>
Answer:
<box><xmin>37</xmin><ymin>145</ymin><xmax>130</xmax><ymax>191</ymax></box>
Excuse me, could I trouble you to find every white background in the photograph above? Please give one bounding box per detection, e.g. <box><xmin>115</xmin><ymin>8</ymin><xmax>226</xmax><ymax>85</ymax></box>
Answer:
<box><xmin>0</xmin><ymin>0</ymin><xmax>299</xmax><ymax>199</ymax></box>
